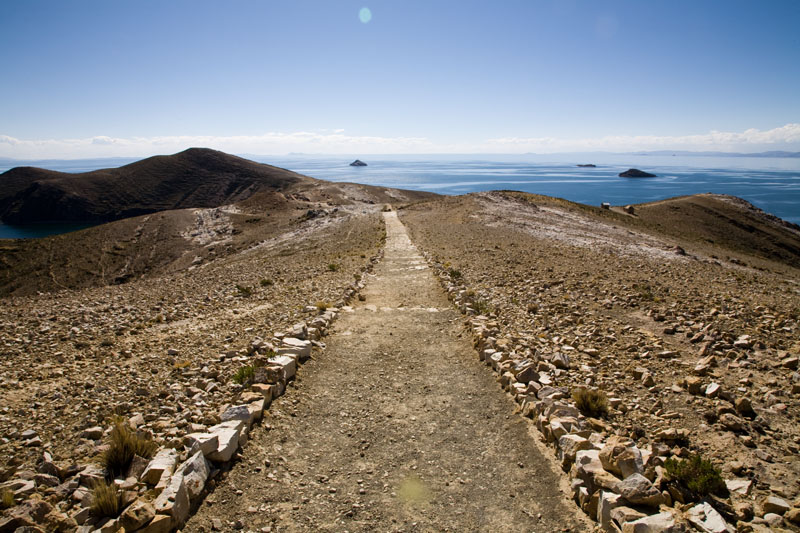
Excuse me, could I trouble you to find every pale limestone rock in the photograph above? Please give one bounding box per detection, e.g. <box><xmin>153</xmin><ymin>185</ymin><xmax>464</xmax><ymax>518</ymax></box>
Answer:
<box><xmin>558</xmin><ymin>434</ymin><xmax>592</xmax><ymax>469</ymax></box>
<box><xmin>221</xmin><ymin>405</ymin><xmax>253</xmax><ymax>426</ymax></box>
<box><xmin>267</xmin><ymin>355</ymin><xmax>296</xmax><ymax>380</ymax></box>
<box><xmin>183</xmin><ymin>433</ymin><xmax>219</xmax><ymax>457</ymax></box>
<box><xmin>598</xmin><ymin>490</ymin><xmax>624</xmax><ymax>531</ymax></box>
<box><xmin>153</xmin><ymin>472</ymin><xmax>190</xmax><ymax>527</ymax></box>
<box><xmin>687</xmin><ymin>501</ymin><xmax>735</xmax><ymax>533</ymax></box>
<box><xmin>725</xmin><ymin>478</ymin><xmax>752</xmax><ymax>495</ymax></box>
<box><xmin>762</xmin><ymin>495</ymin><xmax>791</xmax><ymax>515</ymax></box>
<box><xmin>621</xmin><ymin>510</ymin><xmax>688</xmax><ymax>532</ymax></box>
<box><xmin>206</xmin><ymin>420</ymin><xmax>245</xmax><ymax>462</ymax></box>
<box><xmin>141</xmin><ymin>449</ymin><xmax>178</xmax><ymax>485</ymax></box>
<box><xmin>599</xmin><ymin>435</ymin><xmax>635</xmax><ymax>476</ymax></box>
<box><xmin>617</xmin><ymin>447</ymin><xmax>644</xmax><ymax>478</ymax></box>
<box><xmin>179</xmin><ymin>451</ymin><xmax>210</xmax><ymax>501</ymax></box>
<box><xmin>618</xmin><ymin>473</ymin><xmax>664</xmax><ymax>507</ymax></box>
<box><xmin>137</xmin><ymin>513</ymin><xmax>172</xmax><ymax>533</ymax></box>
<box><xmin>119</xmin><ymin>499</ymin><xmax>156</xmax><ymax>531</ymax></box>
<box><xmin>278</xmin><ymin>337</ymin><xmax>312</xmax><ymax>361</ymax></box>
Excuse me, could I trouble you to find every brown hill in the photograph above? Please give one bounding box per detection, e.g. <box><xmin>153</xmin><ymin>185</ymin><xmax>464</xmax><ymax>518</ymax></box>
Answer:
<box><xmin>0</xmin><ymin>148</ymin><xmax>311</xmax><ymax>224</ymax></box>
<box><xmin>0</xmin><ymin>167</ymin><xmax>436</xmax><ymax>296</ymax></box>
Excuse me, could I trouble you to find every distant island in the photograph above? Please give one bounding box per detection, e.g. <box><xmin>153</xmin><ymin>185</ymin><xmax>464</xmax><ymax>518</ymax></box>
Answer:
<box><xmin>619</xmin><ymin>168</ymin><xmax>657</xmax><ymax>178</ymax></box>
<box><xmin>577</xmin><ymin>164</ymin><xmax>596</xmax><ymax>168</ymax></box>
<box><xmin>350</xmin><ymin>159</ymin><xmax>367</xmax><ymax>167</ymax></box>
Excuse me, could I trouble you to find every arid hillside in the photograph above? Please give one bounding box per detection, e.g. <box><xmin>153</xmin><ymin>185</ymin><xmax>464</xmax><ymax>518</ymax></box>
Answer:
<box><xmin>0</xmin><ymin>151</ymin><xmax>436</xmax><ymax>296</ymax></box>
<box><xmin>400</xmin><ymin>191</ymin><xmax>800</xmax><ymax>531</ymax></box>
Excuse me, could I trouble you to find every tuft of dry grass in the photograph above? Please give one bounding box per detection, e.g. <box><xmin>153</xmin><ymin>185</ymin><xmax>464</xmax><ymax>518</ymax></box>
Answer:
<box><xmin>0</xmin><ymin>489</ymin><xmax>14</xmax><ymax>509</ymax></box>
<box><xmin>102</xmin><ymin>417</ymin><xmax>157</xmax><ymax>478</ymax></box>
<box><xmin>572</xmin><ymin>388</ymin><xmax>609</xmax><ymax>418</ymax></box>
<box><xmin>89</xmin><ymin>480</ymin><xmax>121</xmax><ymax>518</ymax></box>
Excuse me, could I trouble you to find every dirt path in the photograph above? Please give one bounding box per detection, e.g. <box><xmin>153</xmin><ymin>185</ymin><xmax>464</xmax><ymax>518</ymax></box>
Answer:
<box><xmin>184</xmin><ymin>211</ymin><xmax>588</xmax><ymax>532</ymax></box>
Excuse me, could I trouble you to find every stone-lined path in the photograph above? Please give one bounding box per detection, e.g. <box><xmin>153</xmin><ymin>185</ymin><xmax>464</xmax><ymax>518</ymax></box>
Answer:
<box><xmin>184</xmin><ymin>211</ymin><xmax>588</xmax><ymax>532</ymax></box>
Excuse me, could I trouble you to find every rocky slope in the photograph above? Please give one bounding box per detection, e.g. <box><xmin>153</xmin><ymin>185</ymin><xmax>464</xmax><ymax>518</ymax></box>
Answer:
<box><xmin>0</xmin><ymin>148</ymin><xmax>424</xmax><ymax>225</ymax></box>
<box><xmin>399</xmin><ymin>191</ymin><xmax>800</xmax><ymax>531</ymax></box>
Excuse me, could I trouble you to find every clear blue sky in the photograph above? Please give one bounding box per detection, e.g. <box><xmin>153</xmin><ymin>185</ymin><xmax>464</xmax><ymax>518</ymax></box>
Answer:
<box><xmin>1</xmin><ymin>0</ymin><xmax>799</xmax><ymax>157</ymax></box>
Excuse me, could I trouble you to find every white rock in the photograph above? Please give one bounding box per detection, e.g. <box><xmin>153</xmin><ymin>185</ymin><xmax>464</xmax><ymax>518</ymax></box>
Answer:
<box><xmin>598</xmin><ymin>490</ymin><xmax>623</xmax><ymax>531</ymax></box>
<box><xmin>178</xmin><ymin>451</ymin><xmax>210</xmax><ymax>501</ymax></box>
<box><xmin>267</xmin><ymin>355</ymin><xmax>296</xmax><ymax>380</ymax></box>
<box><xmin>206</xmin><ymin>420</ymin><xmax>245</xmax><ymax>462</ymax></box>
<box><xmin>221</xmin><ymin>405</ymin><xmax>253</xmax><ymax>426</ymax></box>
<box><xmin>621</xmin><ymin>510</ymin><xmax>687</xmax><ymax>533</ymax></box>
<box><xmin>153</xmin><ymin>471</ymin><xmax>190</xmax><ymax>527</ymax></box>
<box><xmin>183</xmin><ymin>433</ymin><xmax>219</xmax><ymax>457</ymax></box>
<box><xmin>688</xmin><ymin>502</ymin><xmax>735</xmax><ymax>533</ymax></box>
<box><xmin>141</xmin><ymin>449</ymin><xmax>178</xmax><ymax>485</ymax></box>
<box><xmin>278</xmin><ymin>337</ymin><xmax>311</xmax><ymax>361</ymax></box>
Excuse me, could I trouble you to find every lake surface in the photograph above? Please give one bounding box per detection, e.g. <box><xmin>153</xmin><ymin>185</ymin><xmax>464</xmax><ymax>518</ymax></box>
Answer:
<box><xmin>1</xmin><ymin>153</ymin><xmax>798</xmax><ymax>238</ymax></box>
<box><xmin>260</xmin><ymin>153</ymin><xmax>800</xmax><ymax>225</ymax></box>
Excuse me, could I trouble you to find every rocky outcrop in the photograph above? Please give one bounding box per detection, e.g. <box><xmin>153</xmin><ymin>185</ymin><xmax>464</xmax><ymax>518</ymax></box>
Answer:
<box><xmin>619</xmin><ymin>168</ymin><xmax>657</xmax><ymax>178</ymax></box>
<box><xmin>349</xmin><ymin>159</ymin><xmax>367</xmax><ymax>167</ymax></box>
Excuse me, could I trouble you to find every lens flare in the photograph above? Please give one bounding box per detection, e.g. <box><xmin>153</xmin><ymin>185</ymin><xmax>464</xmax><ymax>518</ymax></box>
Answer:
<box><xmin>359</xmin><ymin>7</ymin><xmax>372</xmax><ymax>24</ymax></box>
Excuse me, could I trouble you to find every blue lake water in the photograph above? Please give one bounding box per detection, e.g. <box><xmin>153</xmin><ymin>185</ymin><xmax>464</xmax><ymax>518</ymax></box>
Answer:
<box><xmin>259</xmin><ymin>153</ymin><xmax>800</xmax><ymax>225</ymax></box>
<box><xmin>1</xmin><ymin>153</ymin><xmax>798</xmax><ymax>239</ymax></box>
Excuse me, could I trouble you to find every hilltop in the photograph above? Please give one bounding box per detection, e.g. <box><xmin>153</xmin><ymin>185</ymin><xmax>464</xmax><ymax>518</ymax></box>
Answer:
<box><xmin>1</xmin><ymin>148</ymin><xmax>314</xmax><ymax>224</ymax></box>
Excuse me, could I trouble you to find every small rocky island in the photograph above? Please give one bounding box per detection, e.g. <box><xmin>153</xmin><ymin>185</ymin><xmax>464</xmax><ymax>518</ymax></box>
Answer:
<box><xmin>349</xmin><ymin>159</ymin><xmax>367</xmax><ymax>167</ymax></box>
<box><xmin>577</xmin><ymin>164</ymin><xmax>596</xmax><ymax>168</ymax></box>
<box><xmin>619</xmin><ymin>168</ymin><xmax>656</xmax><ymax>178</ymax></box>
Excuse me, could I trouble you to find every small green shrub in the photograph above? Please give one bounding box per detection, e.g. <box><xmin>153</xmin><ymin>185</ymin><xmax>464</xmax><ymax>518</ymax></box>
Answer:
<box><xmin>447</xmin><ymin>268</ymin><xmax>462</xmax><ymax>279</ymax></box>
<box><xmin>328</xmin><ymin>263</ymin><xmax>340</xmax><ymax>272</ymax></box>
<box><xmin>572</xmin><ymin>388</ymin><xmax>609</xmax><ymax>418</ymax></box>
<box><xmin>0</xmin><ymin>489</ymin><xmax>14</xmax><ymax>509</ymax></box>
<box><xmin>315</xmin><ymin>301</ymin><xmax>331</xmax><ymax>312</ymax></box>
<box><xmin>235</xmin><ymin>284</ymin><xmax>253</xmax><ymax>297</ymax></box>
<box><xmin>260</xmin><ymin>278</ymin><xmax>273</xmax><ymax>287</ymax></box>
<box><xmin>102</xmin><ymin>417</ymin><xmax>157</xmax><ymax>478</ymax></box>
<box><xmin>232</xmin><ymin>365</ymin><xmax>255</xmax><ymax>385</ymax></box>
<box><xmin>473</xmin><ymin>298</ymin><xmax>493</xmax><ymax>315</ymax></box>
<box><xmin>664</xmin><ymin>455</ymin><xmax>725</xmax><ymax>497</ymax></box>
<box><xmin>90</xmin><ymin>480</ymin><xmax>121</xmax><ymax>518</ymax></box>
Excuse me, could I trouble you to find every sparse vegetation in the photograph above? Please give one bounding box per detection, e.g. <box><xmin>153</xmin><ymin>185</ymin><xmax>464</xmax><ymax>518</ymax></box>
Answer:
<box><xmin>472</xmin><ymin>298</ymin><xmax>493</xmax><ymax>315</ymax></box>
<box><xmin>316</xmin><ymin>301</ymin><xmax>331</xmax><ymax>312</ymax></box>
<box><xmin>664</xmin><ymin>455</ymin><xmax>725</xmax><ymax>497</ymax></box>
<box><xmin>0</xmin><ymin>489</ymin><xmax>14</xmax><ymax>509</ymax></box>
<box><xmin>572</xmin><ymin>388</ymin><xmax>609</xmax><ymax>418</ymax></box>
<box><xmin>447</xmin><ymin>267</ymin><xmax>462</xmax><ymax>279</ymax></box>
<box><xmin>173</xmin><ymin>359</ymin><xmax>192</xmax><ymax>370</ymax></box>
<box><xmin>99</xmin><ymin>337</ymin><xmax>115</xmax><ymax>347</ymax></box>
<box><xmin>89</xmin><ymin>480</ymin><xmax>122</xmax><ymax>518</ymax></box>
<box><xmin>102</xmin><ymin>417</ymin><xmax>157</xmax><ymax>478</ymax></box>
<box><xmin>232</xmin><ymin>365</ymin><xmax>256</xmax><ymax>385</ymax></box>
<box><xmin>328</xmin><ymin>263</ymin><xmax>340</xmax><ymax>272</ymax></box>
<box><xmin>260</xmin><ymin>278</ymin><xmax>273</xmax><ymax>287</ymax></box>
<box><xmin>235</xmin><ymin>284</ymin><xmax>253</xmax><ymax>297</ymax></box>
<box><xmin>633</xmin><ymin>283</ymin><xmax>659</xmax><ymax>302</ymax></box>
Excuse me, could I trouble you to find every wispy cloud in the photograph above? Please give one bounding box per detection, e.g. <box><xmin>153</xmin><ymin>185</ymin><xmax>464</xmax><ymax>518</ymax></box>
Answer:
<box><xmin>484</xmin><ymin>123</ymin><xmax>800</xmax><ymax>153</ymax></box>
<box><xmin>1</xmin><ymin>124</ymin><xmax>799</xmax><ymax>159</ymax></box>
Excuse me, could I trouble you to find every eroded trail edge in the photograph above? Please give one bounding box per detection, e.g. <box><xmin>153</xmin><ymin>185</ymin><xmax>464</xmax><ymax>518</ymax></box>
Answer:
<box><xmin>184</xmin><ymin>211</ymin><xmax>586</xmax><ymax>532</ymax></box>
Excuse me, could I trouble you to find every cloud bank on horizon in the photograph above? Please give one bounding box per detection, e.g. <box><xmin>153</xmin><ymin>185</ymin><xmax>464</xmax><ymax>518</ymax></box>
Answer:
<box><xmin>1</xmin><ymin>124</ymin><xmax>799</xmax><ymax>160</ymax></box>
